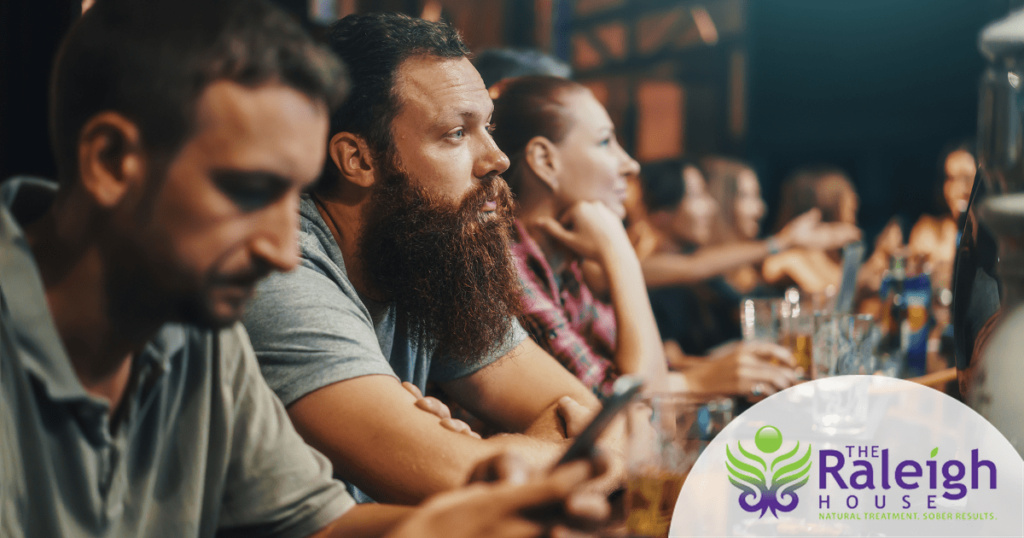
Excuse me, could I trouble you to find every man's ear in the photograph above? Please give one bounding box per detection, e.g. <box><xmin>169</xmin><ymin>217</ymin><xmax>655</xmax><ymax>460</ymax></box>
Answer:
<box><xmin>77</xmin><ymin>112</ymin><xmax>146</xmax><ymax>208</ymax></box>
<box><xmin>329</xmin><ymin>131</ymin><xmax>377</xmax><ymax>189</ymax></box>
<box><xmin>523</xmin><ymin>135</ymin><xmax>560</xmax><ymax>193</ymax></box>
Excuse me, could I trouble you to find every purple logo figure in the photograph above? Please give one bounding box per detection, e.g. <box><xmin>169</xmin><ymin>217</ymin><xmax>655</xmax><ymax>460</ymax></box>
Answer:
<box><xmin>726</xmin><ymin>425</ymin><xmax>813</xmax><ymax>518</ymax></box>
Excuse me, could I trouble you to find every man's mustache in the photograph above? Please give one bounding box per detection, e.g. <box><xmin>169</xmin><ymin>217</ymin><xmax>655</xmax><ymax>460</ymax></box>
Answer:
<box><xmin>460</xmin><ymin>173</ymin><xmax>509</xmax><ymax>212</ymax></box>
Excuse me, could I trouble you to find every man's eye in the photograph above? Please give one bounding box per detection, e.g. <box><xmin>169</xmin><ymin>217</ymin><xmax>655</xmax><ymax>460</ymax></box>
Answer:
<box><xmin>486</xmin><ymin>123</ymin><xmax>497</xmax><ymax>135</ymax></box>
<box><xmin>599</xmin><ymin>137</ymin><xmax>612</xmax><ymax>146</ymax></box>
<box><xmin>212</xmin><ymin>172</ymin><xmax>290</xmax><ymax>212</ymax></box>
<box><xmin>447</xmin><ymin>128</ymin><xmax>465</xmax><ymax>140</ymax></box>
<box><xmin>221</xmin><ymin>186</ymin><xmax>277</xmax><ymax>211</ymax></box>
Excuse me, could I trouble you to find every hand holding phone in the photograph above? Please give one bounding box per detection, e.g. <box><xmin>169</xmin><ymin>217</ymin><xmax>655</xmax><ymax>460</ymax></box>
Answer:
<box><xmin>554</xmin><ymin>375</ymin><xmax>643</xmax><ymax>467</ymax></box>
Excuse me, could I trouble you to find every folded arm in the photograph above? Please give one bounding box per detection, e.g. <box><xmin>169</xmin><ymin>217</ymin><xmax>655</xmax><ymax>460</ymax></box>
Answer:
<box><xmin>287</xmin><ymin>370</ymin><xmax>573</xmax><ymax>506</ymax></box>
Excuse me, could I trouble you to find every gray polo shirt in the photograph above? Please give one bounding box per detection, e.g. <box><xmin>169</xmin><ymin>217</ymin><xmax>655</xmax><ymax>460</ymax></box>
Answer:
<box><xmin>243</xmin><ymin>195</ymin><xmax>527</xmax><ymax>502</ymax></box>
<box><xmin>0</xmin><ymin>178</ymin><xmax>355</xmax><ymax>538</ymax></box>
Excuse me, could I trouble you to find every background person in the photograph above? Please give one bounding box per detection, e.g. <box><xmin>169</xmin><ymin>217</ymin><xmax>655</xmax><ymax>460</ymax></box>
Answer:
<box><xmin>490</xmin><ymin>76</ymin><xmax>798</xmax><ymax>399</ymax></box>
<box><xmin>765</xmin><ymin>165</ymin><xmax>866</xmax><ymax>293</ymax></box>
<box><xmin>637</xmin><ymin>160</ymin><xmax>860</xmax><ymax>292</ymax></box>
<box><xmin>908</xmin><ymin>141</ymin><xmax>976</xmax><ymax>292</ymax></box>
<box><xmin>242</xmin><ymin>13</ymin><xmax>621</xmax><ymax>506</ymax></box>
<box><xmin>0</xmin><ymin>1</ymin><xmax>608</xmax><ymax>537</ymax></box>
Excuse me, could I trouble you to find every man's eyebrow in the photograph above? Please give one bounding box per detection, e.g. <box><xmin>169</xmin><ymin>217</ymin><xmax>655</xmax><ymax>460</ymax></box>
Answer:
<box><xmin>431</xmin><ymin>105</ymin><xmax>492</xmax><ymax>128</ymax></box>
<box><xmin>210</xmin><ymin>169</ymin><xmax>293</xmax><ymax>187</ymax></box>
<box><xmin>211</xmin><ymin>168</ymin><xmax>308</xmax><ymax>211</ymax></box>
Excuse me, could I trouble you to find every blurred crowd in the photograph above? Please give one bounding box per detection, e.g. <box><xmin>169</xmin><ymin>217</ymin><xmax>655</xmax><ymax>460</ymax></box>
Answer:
<box><xmin>0</xmin><ymin>2</ymin><xmax>973</xmax><ymax>537</ymax></box>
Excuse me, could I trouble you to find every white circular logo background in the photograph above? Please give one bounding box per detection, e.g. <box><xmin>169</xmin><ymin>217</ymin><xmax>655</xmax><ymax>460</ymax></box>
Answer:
<box><xmin>670</xmin><ymin>376</ymin><xmax>1024</xmax><ymax>536</ymax></box>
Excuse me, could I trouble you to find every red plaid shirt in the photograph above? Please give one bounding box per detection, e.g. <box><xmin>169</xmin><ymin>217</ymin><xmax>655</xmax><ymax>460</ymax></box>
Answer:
<box><xmin>511</xmin><ymin>221</ymin><xmax>619</xmax><ymax>398</ymax></box>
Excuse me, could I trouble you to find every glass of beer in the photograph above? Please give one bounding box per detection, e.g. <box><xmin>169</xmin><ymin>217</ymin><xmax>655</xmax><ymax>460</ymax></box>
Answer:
<box><xmin>624</xmin><ymin>394</ymin><xmax>730</xmax><ymax>538</ymax></box>
<box><xmin>778</xmin><ymin>299</ymin><xmax>814</xmax><ymax>378</ymax></box>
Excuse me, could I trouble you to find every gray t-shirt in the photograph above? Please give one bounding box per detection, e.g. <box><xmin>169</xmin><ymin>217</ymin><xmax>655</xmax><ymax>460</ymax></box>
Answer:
<box><xmin>0</xmin><ymin>178</ymin><xmax>354</xmax><ymax>538</ymax></box>
<box><xmin>243</xmin><ymin>195</ymin><xmax>527</xmax><ymax>500</ymax></box>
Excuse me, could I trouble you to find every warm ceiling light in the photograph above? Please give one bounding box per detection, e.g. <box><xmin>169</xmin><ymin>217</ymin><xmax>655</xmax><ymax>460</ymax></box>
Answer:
<box><xmin>691</xmin><ymin>6</ymin><xmax>718</xmax><ymax>45</ymax></box>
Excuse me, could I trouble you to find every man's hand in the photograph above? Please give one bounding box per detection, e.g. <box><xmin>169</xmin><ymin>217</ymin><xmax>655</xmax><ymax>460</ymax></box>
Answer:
<box><xmin>402</xmin><ymin>382</ymin><xmax>481</xmax><ymax>439</ymax></box>
<box><xmin>777</xmin><ymin>209</ymin><xmax>861</xmax><ymax>251</ymax></box>
<box><xmin>555</xmin><ymin>396</ymin><xmax>626</xmax><ymax>498</ymax></box>
<box><xmin>681</xmin><ymin>342</ymin><xmax>798</xmax><ymax>397</ymax></box>
<box><xmin>384</xmin><ymin>453</ymin><xmax>611</xmax><ymax>538</ymax></box>
<box><xmin>555</xmin><ymin>395</ymin><xmax>597</xmax><ymax>439</ymax></box>
<box><xmin>532</xmin><ymin>201</ymin><xmax>631</xmax><ymax>264</ymax></box>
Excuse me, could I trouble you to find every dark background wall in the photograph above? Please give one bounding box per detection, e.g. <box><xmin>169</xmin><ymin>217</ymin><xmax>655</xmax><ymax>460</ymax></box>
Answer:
<box><xmin>745</xmin><ymin>0</ymin><xmax>1017</xmax><ymax>241</ymax></box>
<box><xmin>0</xmin><ymin>0</ymin><xmax>80</xmax><ymax>183</ymax></box>
<box><xmin>2</xmin><ymin>0</ymin><xmax>1021</xmax><ymax>248</ymax></box>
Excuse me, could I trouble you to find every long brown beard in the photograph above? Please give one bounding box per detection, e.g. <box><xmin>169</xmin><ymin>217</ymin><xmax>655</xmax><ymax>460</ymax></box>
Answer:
<box><xmin>359</xmin><ymin>156</ymin><xmax>523</xmax><ymax>366</ymax></box>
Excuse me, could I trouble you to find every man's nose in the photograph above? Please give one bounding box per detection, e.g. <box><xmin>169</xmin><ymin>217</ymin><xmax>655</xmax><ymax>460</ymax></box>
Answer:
<box><xmin>475</xmin><ymin>132</ymin><xmax>510</xmax><ymax>178</ymax></box>
<box><xmin>250</xmin><ymin>194</ymin><xmax>301</xmax><ymax>273</ymax></box>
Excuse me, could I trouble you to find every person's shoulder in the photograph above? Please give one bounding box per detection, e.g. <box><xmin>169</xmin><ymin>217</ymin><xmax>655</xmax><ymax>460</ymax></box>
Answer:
<box><xmin>295</xmin><ymin>194</ymin><xmax>351</xmax><ymax>276</ymax></box>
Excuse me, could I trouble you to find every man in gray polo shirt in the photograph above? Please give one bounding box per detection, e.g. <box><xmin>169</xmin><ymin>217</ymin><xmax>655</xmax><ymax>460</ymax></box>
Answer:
<box><xmin>0</xmin><ymin>1</ymin><xmax>607</xmax><ymax>536</ymax></box>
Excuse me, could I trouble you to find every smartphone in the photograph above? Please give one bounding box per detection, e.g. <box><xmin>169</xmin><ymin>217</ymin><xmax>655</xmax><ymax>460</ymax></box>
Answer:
<box><xmin>553</xmin><ymin>375</ymin><xmax>644</xmax><ymax>467</ymax></box>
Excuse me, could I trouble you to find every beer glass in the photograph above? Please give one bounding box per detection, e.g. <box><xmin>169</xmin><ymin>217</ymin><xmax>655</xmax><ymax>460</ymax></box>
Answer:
<box><xmin>624</xmin><ymin>394</ymin><xmax>732</xmax><ymax>537</ymax></box>
<box><xmin>779</xmin><ymin>300</ymin><xmax>814</xmax><ymax>378</ymax></box>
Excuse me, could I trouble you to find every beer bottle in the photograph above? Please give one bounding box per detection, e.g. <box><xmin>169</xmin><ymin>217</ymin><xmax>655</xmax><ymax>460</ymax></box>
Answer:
<box><xmin>877</xmin><ymin>251</ymin><xmax>907</xmax><ymax>375</ymax></box>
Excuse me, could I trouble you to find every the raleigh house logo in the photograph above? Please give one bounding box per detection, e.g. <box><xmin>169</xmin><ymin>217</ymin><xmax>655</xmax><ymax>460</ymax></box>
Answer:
<box><xmin>815</xmin><ymin>445</ymin><xmax>997</xmax><ymax>519</ymax></box>
<box><xmin>726</xmin><ymin>425</ymin><xmax>813</xmax><ymax>518</ymax></box>
<box><xmin>726</xmin><ymin>427</ymin><xmax>1000</xmax><ymax>522</ymax></box>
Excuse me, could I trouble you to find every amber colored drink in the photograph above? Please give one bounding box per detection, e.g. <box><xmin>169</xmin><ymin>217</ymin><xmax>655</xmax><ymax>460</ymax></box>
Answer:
<box><xmin>780</xmin><ymin>332</ymin><xmax>813</xmax><ymax>377</ymax></box>
<box><xmin>792</xmin><ymin>333</ymin><xmax>813</xmax><ymax>376</ymax></box>
<box><xmin>625</xmin><ymin>471</ymin><xmax>688</xmax><ymax>538</ymax></box>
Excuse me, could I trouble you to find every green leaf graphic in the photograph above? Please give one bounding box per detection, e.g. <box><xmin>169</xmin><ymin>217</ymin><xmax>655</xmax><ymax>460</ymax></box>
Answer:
<box><xmin>771</xmin><ymin>442</ymin><xmax>801</xmax><ymax>472</ymax></box>
<box><xmin>781</xmin><ymin>474</ymin><xmax>810</xmax><ymax>494</ymax></box>
<box><xmin>773</xmin><ymin>444</ymin><xmax>812</xmax><ymax>487</ymax></box>
<box><xmin>930</xmin><ymin>447</ymin><xmax>938</xmax><ymax>458</ymax></box>
<box><xmin>726</xmin><ymin>457</ymin><xmax>757</xmax><ymax>482</ymax></box>
<box><xmin>737</xmin><ymin>440</ymin><xmax>767</xmax><ymax>471</ymax></box>
<box><xmin>727</xmin><ymin>445</ymin><xmax>765</xmax><ymax>484</ymax></box>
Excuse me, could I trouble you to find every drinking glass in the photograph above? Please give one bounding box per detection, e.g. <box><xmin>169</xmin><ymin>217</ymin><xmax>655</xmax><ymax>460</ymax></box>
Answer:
<box><xmin>740</xmin><ymin>297</ymin><xmax>782</xmax><ymax>343</ymax></box>
<box><xmin>813</xmin><ymin>313</ymin><xmax>878</xmax><ymax>377</ymax></box>
<box><xmin>779</xmin><ymin>300</ymin><xmax>814</xmax><ymax>378</ymax></box>
<box><xmin>834</xmin><ymin>314</ymin><xmax>878</xmax><ymax>375</ymax></box>
<box><xmin>624</xmin><ymin>394</ymin><xmax>732</xmax><ymax>538</ymax></box>
<box><xmin>811</xmin><ymin>375</ymin><xmax>870</xmax><ymax>436</ymax></box>
<box><xmin>812</xmin><ymin>311</ymin><xmax>838</xmax><ymax>379</ymax></box>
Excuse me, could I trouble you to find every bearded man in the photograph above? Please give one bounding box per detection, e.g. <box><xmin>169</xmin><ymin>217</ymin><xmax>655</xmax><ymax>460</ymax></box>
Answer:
<box><xmin>0</xmin><ymin>1</ymin><xmax>611</xmax><ymax>536</ymax></box>
<box><xmin>242</xmin><ymin>12</ymin><xmax>615</xmax><ymax>505</ymax></box>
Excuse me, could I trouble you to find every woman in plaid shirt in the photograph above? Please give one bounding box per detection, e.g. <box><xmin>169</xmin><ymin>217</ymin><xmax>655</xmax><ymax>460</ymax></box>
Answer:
<box><xmin>490</xmin><ymin>76</ymin><xmax>798</xmax><ymax>399</ymax></box>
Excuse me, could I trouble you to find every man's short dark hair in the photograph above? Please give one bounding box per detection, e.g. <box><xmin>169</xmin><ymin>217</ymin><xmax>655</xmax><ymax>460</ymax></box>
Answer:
<box><xmin>320</xmin><ymin>12</ymin><xmax>469</xmax><ymax>192</ymax></box>
<box><xmin>51</xmin><ymin>0</ymin><xmax>347</xmax><ymax>183</ymax></box>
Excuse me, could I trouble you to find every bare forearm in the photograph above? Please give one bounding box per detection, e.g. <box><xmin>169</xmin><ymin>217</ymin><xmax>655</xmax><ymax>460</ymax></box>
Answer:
<box><xmin>312</xmin><ymin>504</ymin><xmax>415</xmax><ymax>538</ymax></box>
<box><xmin>598</xmin><ymin>237</ymin><xmax>667</xmax><ymax>382</ymax></box>
<box><xmin>641</xmin><ymin>241</ymin><xmax>773</xmax><ymax>287</ymax></box>
<box><xmin>763</xmin><ymin>250</ymin><xmax>840</xmax><ymax>293</ymax></box>
<box><xmin>289</xmin><ymin>375</ymin><xmax>576</xmax><ymax>506</ymax></box>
